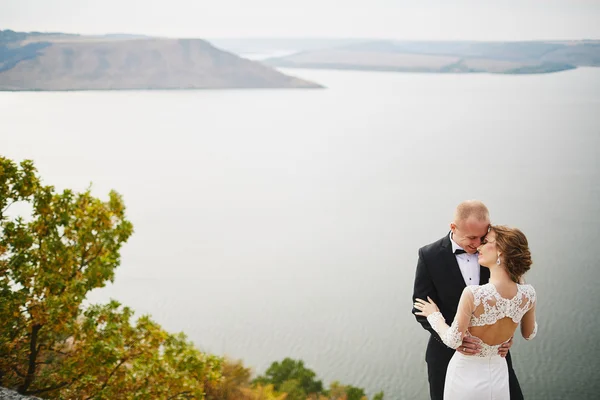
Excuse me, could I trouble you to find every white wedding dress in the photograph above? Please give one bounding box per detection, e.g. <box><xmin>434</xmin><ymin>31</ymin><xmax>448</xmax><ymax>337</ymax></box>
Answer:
<box><xmin>427</xmin><ymin>283</ymin><xmax>538</xmax><ymax>400</ymax></box>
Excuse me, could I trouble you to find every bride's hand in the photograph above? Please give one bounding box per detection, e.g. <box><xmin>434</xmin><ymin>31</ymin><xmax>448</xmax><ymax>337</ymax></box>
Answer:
<box><xmin>413</xmin><ymin>297</ymin><xmax>440</xmax><ymax>317</ymax></box>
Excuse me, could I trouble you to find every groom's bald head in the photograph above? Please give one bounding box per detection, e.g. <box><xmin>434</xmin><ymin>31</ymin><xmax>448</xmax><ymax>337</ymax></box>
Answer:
<box><xmin>454</xmin><ymin>200</ymin><xmax>490</xmax><ymax>224</ymax></box>
<box><xmin>450</xmin><ymin>200</ymin><xmax>490</xmax><ymax>253</ymax></box>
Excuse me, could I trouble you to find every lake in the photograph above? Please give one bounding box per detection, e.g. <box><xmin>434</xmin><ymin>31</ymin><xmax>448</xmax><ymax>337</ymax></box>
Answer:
<box><xmin>1</xmin><ymin>67</ymin><xmax>599</xmax><ymax>399</ymax></box>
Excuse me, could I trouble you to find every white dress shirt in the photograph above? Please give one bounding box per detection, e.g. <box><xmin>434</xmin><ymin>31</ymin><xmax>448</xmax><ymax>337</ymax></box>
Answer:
<box><xmin>449</xmin><ymin>232</ymin><xmax>481</xmax><ymax>286</ymax></box>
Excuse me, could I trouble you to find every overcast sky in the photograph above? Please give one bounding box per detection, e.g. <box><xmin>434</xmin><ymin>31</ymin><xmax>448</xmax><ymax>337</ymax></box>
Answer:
<box><xmin>1</xmin><ymin>0</ymin><xmax>599</xmax><ymax>40</ymax></box>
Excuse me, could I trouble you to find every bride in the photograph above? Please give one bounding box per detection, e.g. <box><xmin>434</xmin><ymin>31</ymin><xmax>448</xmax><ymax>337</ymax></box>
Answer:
<box><xmin>414</xmin><ymin>225</ymin><xmax>538</xmax><ymax>400</ymax></box>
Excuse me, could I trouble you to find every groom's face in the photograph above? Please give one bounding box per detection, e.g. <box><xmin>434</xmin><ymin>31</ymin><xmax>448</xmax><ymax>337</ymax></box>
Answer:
<box><xmin>451</xmin><ymin>217</ymin><xmax>490</xmax><ymax>254</ymax></box>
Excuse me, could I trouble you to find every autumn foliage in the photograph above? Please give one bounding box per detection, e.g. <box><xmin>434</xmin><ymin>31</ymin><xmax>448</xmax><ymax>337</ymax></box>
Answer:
<box><xmin>0</xmin><ymin>157</ymin><xmax>382</xmax><ymax>400</ymax></box>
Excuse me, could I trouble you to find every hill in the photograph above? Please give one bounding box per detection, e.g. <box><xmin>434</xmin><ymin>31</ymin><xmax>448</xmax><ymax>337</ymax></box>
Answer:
<box><xmin>259</xmin><ymin>39</ymin><xmax>600</xmax><ymax>74</ymax></box>
<box><xmin>0</xmin><ymin>30</ymin><xmax>321</xmax><ymax>90</ymax></box>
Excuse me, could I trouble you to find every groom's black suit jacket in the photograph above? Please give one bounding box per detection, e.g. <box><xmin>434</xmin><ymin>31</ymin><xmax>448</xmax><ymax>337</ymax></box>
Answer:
<box><xmin>412</xmin><ymin>234</ymin><xmax>523</xmax><ymax>400</ymax></box>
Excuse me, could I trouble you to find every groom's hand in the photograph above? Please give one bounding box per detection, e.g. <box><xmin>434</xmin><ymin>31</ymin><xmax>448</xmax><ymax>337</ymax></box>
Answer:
<box><xmin>457</xmin><ymin>336</ymin><xmax>482</xmax><ymax>355</ymax></box>
<box><xmin>498</xmin><ymin>337</ymin><xmax>513</xmax><ymax>358</ymax></box>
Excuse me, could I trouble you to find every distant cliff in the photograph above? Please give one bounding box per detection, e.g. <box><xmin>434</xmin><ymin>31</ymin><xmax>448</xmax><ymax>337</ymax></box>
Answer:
<box><xmin>259</xmin><ymin>39</ymin><xmax>600</xmax><ymax>74</ymax></box>
<box><xmin>0</xmin><ymin>30</ymin><xmax>322</xmax><ymax>90</ymax></box>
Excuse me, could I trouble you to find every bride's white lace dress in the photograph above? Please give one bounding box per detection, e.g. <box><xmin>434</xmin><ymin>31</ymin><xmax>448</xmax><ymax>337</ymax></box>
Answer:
<box><xmin>427</xmin><ymin>283</ymin><xmax>538</xmax><ymax>400</ymax></box>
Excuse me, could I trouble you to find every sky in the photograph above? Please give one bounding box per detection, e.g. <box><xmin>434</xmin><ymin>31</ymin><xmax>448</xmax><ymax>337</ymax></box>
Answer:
<box><xmin>1</xmin><ymin>0</ymin><xmax>600</xmax><ymax>41</ymax></box>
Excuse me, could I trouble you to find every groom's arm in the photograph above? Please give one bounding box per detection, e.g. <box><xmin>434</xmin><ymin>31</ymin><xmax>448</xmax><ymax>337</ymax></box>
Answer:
<box><xmin>412</xmin><ymin>247</ymin><xmax>441</xmax><ymax>339</ymax></box>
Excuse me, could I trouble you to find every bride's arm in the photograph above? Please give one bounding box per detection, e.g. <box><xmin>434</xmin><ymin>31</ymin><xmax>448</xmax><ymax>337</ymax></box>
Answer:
<box><xmin>521</xmin><ymin>297</ymin><xmax>537</xmax><ymax>340</ymax></box>
<box><xmin>415</xmin><ymin>287</ymin><xmax>474</xmax><ymax>349</ymax></box>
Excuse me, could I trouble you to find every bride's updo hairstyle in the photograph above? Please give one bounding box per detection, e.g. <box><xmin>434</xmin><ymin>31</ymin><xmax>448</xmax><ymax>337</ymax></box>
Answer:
<box><xmin>490</xmin><ymin>225</ymin><xmax>532</xmax><ymax>283</ymax></box>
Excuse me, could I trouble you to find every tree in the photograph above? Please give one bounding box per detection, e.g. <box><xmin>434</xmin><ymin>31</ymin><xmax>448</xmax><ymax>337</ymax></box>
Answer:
<box><xmin>326</xmin><ymin>381</ymin><xmax>367</xmax><ymax>400</ymax></box>
<box><xmin>0</xmin><ymin>156</ymin><xmax>134</xmax><ymax>395</ymax></box>
<box><xmin>0</xmin><ymin>156</ymin><xmax>381</xmax><ymax>400</ymax></box>
<box><xmin>372</xmin><ymin>391</ymin><xmax>384</xmax><ymax>400</ymax></box>
<box><xmin>326</xmin><ymin>381</ymin><xmax>347</xmax><ymax>399</ymax></box>
<box><xmin>0</xmin><ymin>157</ymin><xmax>222</xmax><ymax>398</ymax></box>
<box><xmin>343</xmin><ymin>385</ymin><xmax>366</xmax><ymax>400</ymax></box>
<box><xmin>239</xmin><ymin>384</ymin><xmax>286</xmax><ymax>400</ymax></box>
<box><xmin>253</xmin><ymin>358</ymin><xmax>323</xmax><ymax>396</ymax></box>
<box><xmin>205</xmin><ymin>359</ymin><xmax>253</xmax><ymax>400</ymax></box>
<box><xmin>53</xmin><ymin>301</ymin><xmax>222</xmax><ymax>399</ymax></box>
<box><xmin>278</xmin><ymin>379</ymin><xmax>306</xmax><ymax>400</ymax></box>
<box><xmin>0</xmin><ymin>157</ymin><xmax>40</xmax><ymax>387</ymax></box>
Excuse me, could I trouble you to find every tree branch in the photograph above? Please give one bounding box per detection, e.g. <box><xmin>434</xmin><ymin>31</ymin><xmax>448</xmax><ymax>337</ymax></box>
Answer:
<box><xmin>78</xmin><ymin>241</ymin><xmax>105</xmax><ymax>273</ymax></box>
<box><xmin>83</xmin><ymin>358</ymin><xmax>128</xmax><ymax>400</ymax></box>
<box><xmin>168</xmin><ymin>391</ymin><xmax>193</xmax><ymax>400</ymax></box>
<box><xmin>24</xmin><ymin>372</ymin><xmax>85</xmax><ymax>396</ymax></box>
<box><xmin>11</xmin><ymin>366</ymin><xmax>26</xmax><ymax>378</ymax></box>
<box><xmin>47</xmin><ymin>346</ymin><xmax>71</xmax><ymax>356</ymax></box>
<box><xmin>16</xmin><ymin>323</ymin><xmax>42</xmax><ymax>393</ymax></box>
<box><xmin>1</xmin><ymin>200</ymin><xmax>16</xmax><ymax>216</ymax></box>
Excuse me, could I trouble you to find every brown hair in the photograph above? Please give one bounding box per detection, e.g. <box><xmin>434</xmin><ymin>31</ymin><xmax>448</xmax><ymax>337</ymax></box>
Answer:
<box><xmin>490</xmin><ymin>225</ymin><xmax>532</xmax><ymax>282</ymax></box>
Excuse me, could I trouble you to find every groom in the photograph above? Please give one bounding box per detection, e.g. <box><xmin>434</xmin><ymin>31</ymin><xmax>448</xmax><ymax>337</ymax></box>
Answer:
<box><xmin>411</xmin><ymin>200</ymin><xmax>524</xmax><ymax>400</ymax></box>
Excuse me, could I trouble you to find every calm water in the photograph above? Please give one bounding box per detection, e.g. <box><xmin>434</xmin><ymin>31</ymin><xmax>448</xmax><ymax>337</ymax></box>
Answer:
<box><xmin>1</xmin><ymin>67</ymin><xmax>599</xmax><ymax>399</ymax></box>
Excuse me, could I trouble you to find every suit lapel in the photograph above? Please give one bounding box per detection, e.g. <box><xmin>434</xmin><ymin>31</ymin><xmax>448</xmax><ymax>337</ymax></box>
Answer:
<box><xmin>440</xmin><ymin>234</ymin><xmax>467</xmax><ymax>290</ymax></box>
<box><xmin>479</xmin><ymin>264</ymin><xmax>490</xmax><ymax>285</ymax></box>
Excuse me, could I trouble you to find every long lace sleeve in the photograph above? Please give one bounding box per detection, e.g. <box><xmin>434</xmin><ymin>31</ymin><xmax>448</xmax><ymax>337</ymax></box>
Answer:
<box><xmin>520</xmin><ymin>285</ymin><xmax>537</xmax><ymax>340</ymax></box>
<box><xmin>524</xmin><ymin>322</ymin><xmax>538</xmax><ymax>340</ymax></box>
<box><xmin>426</xmin><ymin>287</ymin><xmax>474</xmax><ymax>349</ymax></box>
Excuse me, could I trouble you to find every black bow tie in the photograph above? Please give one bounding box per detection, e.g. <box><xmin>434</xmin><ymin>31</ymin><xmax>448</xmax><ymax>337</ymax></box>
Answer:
<box><xmin>455</xmin><ymin>249</ymin><xmax>479</xmax><ymax>255</ymax></box>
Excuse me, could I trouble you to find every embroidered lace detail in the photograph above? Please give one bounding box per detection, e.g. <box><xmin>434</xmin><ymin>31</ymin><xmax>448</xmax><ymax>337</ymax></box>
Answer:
<box><xmin>463</xmin><ymin>332</ymin><xmax>508</xmax><ymax>358</ymax></box>
<box><xmin>469</xmin><ymin>283</ymin><xmax>536</xmax><ymax>326</ymax></box>
<box><xmin>426</xmin><ymin>283</ymin><xmax>537</xmax><ymax>358</ymax></box>
<box><xmin>427</xmin><ymin>311</ymin><xmax>445</xmax><ymax>331</ymax></box>
<box><xmin>427</xmin><ymin>312</ymin><xmax>462</xmax><ymax>349</ymax></box>
<box><xmin>475</xmin><ymin>342</ymin><xmax>502</xmax><ymax>358</ymax></box>
<box><xmin>525</xmin><ymin>321</ymin><xmax>538</xmax><ymax>340</ymax></box>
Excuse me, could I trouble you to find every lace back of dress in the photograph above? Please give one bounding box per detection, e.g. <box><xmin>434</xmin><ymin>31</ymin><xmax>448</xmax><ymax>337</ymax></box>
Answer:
<box><xmin>469</xmin><ymin>284</ymin><xmax>536</xmax><ymax>326</ymax></box>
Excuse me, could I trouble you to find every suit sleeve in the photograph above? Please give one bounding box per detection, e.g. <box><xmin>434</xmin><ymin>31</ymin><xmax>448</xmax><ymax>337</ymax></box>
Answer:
<box><xmin>412</xmin><ymin>247</ymin><xmax>440</xmax><ymax>339</ymax></box>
